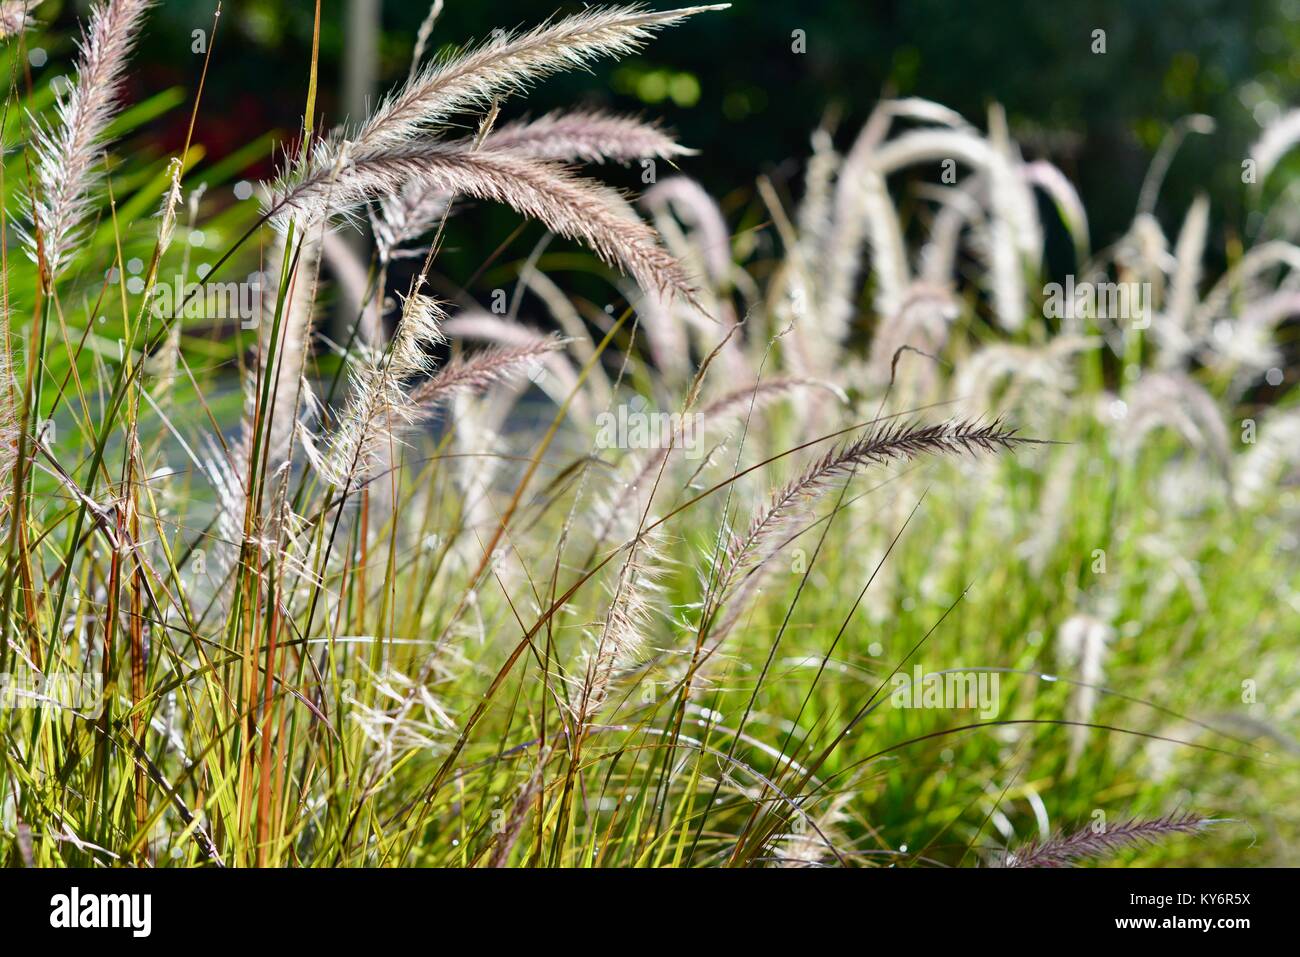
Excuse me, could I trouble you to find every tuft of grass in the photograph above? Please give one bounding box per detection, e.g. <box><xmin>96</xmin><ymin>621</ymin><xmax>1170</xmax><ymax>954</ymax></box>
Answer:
<box><xmin>0</xmin><ymin>3</ymin><xmax>1295</xmax><ymax>870</ymax></box>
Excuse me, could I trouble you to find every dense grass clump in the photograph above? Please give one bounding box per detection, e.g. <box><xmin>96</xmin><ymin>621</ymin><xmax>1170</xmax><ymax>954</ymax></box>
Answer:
<box><xmin>0</xmin><ymin>2</ymin><xmax>1295</xmax><ymax>868</ymax></box>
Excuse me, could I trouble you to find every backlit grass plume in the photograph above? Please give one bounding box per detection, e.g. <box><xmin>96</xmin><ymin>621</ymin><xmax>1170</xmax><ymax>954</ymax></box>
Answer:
<box><xmin>727</xmin><ymin>419</ymin><xmax>1025</xmax><ymax>582</ymax></box>
<box><xmin>24</xmin><ymin>0</ymin><xmax>153</xmax><ymax>275</ymax></box>
<box><xmin>343</xmin><ymin>4</ymin><xmax>727</xmax><ymax>153</ymax></box>
<box><xmin>0</xmin><ymin>1</ymin><xmax>35</xmax><ymax>39</ymax></box>
<box><xmin>1001</xmin><ymin>813</ymin><xmax>1213</xmax><ymax>868</ymax></box>
<box><xmin>269</xmin><ymin>142</ymin><xmax>694</xmax><ymax>298</ymax></box>
<box><xmin>266</xmin><ymin>5</ymin><xmax>726</xmax><ymax>298</ymax></box>
<box><xmin>486</xmin><ymin>109</ymin><xmax>695</xmax><ymax>165</ymax></box>
<box><xmin>302</xmin><ymin>293</ymin><xmax>445</xmax><ymax>488</ymax></box>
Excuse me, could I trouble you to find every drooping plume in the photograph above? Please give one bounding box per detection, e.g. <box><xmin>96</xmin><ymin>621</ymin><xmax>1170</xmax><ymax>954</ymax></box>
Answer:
<box><xmin>269</xmin><ymin>143</ymin><xmax>694</xmax><ymax>299</ymax></box>
<box><xmin>342</xmin><ymin>5</ymin><xmax>727</xmax><ymax>157</ymax></box>
<box><xmin>1001</xmin><ymin>813</ymin><xmax>1210</xmax><ymax>868</ymax></box>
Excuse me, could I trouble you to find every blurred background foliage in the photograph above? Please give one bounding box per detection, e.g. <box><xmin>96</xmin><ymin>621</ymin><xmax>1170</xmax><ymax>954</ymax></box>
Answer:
<box><xmin>33</xmin><ymin>0</ymin><xmax>1296</xmax><ymax>244</ymax></box>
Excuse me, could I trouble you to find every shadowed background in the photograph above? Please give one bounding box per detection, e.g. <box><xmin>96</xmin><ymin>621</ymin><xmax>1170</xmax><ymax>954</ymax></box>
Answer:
<box><xmin>40</xmin><ymin>0</ymin><xmax>1293</xmax><ymax>246</ymax></box>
